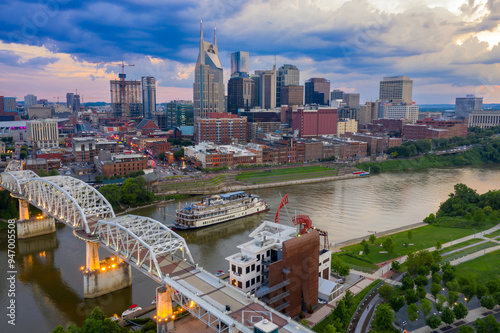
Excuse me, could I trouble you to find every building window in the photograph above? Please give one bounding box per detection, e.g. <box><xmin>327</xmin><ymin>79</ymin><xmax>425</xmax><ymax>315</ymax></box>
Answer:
<box><xmin>257</xmin><ymin>265</ymin><xmax>260</xmax><ymax>272</ymax></box>
<box><xmin>251</xmin><ymin>264</ymin><xmax>255</xmax><ymax>271</ymax></box>
<box><xmin>238</xmin><ymin>281</ymin><xmax>242</xmax><ymax>289</ymax></box>
<box><xmin>266</xmin><ymin>250</ymin><xmax>270</xmax><ymax>257</ymax></box>
<box><xmin>246</xmin><ymin>281</ymin><xmax>250</xmax><ymax>288</ymax></box>
<box><xmin>257</xmin><ymin>276</ymin><xmax>260</xmax><ymax>283</ymax></box>
<box><xmin>238</xmin><ymin>267</ymin><xmax>242</xmax><ymax>275</ymax></box>
<box><xmin>251</xmin><ymin>278</ymin><xmax>255</xmax><ymax>285</ymax></box>
<box><xmin>246</xmin><ymin>266</ymin><xmax>250</xmax><ymax>274</ymax></box>
<box><xmin>232</xmin><ymin>264</ymin><xmax>236</xmax><ymax>272</ymax></box>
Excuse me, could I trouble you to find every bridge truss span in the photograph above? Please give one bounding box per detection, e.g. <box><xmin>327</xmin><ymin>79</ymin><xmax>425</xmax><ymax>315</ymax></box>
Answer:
<box><xmin>97</xmin><ymin>215</ymin><xmax>194</xmax><ymax>282</ymax></box>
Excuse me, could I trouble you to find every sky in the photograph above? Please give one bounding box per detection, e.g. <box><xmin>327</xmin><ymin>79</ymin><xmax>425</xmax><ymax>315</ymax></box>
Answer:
<box><xmin>0</xmin><ymin>0</ymin><xmax>500</xmax><ymax>104</ymax></box>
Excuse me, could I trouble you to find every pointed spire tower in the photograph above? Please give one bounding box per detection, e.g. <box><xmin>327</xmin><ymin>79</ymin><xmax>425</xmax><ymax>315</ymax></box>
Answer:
<box><xmin>213</xmin><ymin>23</ymin><xmax>218</xmax><ymax>54</ymax></box>
<box><xmin>199</xmin><ymin>19</ymin><xmax>205</xmax><ymax>65</ymax></box>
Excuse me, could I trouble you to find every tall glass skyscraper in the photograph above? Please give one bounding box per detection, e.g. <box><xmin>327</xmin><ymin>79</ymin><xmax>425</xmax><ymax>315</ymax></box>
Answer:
<box><xmin>142</xmin><ymin>76</ymin><xmax>156</xmax><ymax>119</ymax></box>
<box><xmin>193</xmin><ymin>21</ymin><xmax>225</xmax><ymax>120</ymax></box>
<box><xmin>277</xmin><ymin>64</ymin><xmax>300</xmax><ymax>106</ymax></box>
<box><xmin>231</xmin><ymin>51</ymin><xmax>249</xmax><ymax>77</ymax></box>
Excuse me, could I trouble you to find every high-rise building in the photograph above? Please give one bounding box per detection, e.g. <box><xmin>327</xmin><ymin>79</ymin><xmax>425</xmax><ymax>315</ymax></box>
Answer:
<box><xmin>230</xmin><ymin>51</ymin><xmax>249</xmax><ymax>76</ymax></box>
<box><xmin>251</xmin><ymin>74</ymin><xmax>261</xmax><ymax>107</ymax></box>
<box><xmin>331</xmin><ymin>89</ymin><xmax>344</xmax><ymax>101</ymax></box>
<box><xmin>280</xmin><ymin>85</ymin><xmax>304</xmax><ymax>106</ymax></box>
<box><xmin>160</xmin><ymin>100</ymin><xmax>194</xmax><ymax>129</ymax></box>
<box><xmin>343</xmin><ymin>93</ymin><xmax>360</xmax><ymax>109</ymax></box>
<box><xmin>66</xmin><ymin>93</ymin><xmax>74</xmax><ymax>109</ymax></box>
<box><xmin>0</xmin><ymin>96</ymin><xmax>20</xmax><ymax>121</ymax></box>
<box><xmin>141</xmin><ymin>76</ymin><xmax>156</xmax><ymax>119</ymax></box>
<box><xmin>359</xmin><ymin>102</ymin><xmax>377</xmax><ymax>124</ymax></box>
<box><xmin>305</xmin><ymin>78</ymin><xmax>330</xmax><ymax>105</ymax></box>
<box><xmin>379</xmin><ymin>76</ymin><xmax>413</xmax><ymax>104</ymax></box>
<box><xmin>3</xmin><ymin>97</ymin><xmax>17</xmax><ymax>113</ymax></box>
<box><xmin>110</xmin><ymin>77</ymin><xmax>142</xmax><ymax>117</ymax></box>
<box><xmin>195</xmin><ymin>113</ymin><xmax>247</xmax><ymax>144</ymax></box>
<box><xmin>193</xmin><ymin>21</ymin><xmax>225</xmax><ymax>121</ymax></box>
<box><xmin>455</xmin><ymin>94</ymin><xmax>483</xmax><ymax>119</ymax></box>
<box><xmin>27</xmin><ymin>119</ymin><xmax>59</xmax><ymax>149</ymax></box>
<box><xmin>227</xmin><ymin>76</ymin><xmax>254</xmax><ymax>114</ymax></box>
<box><xmin>292</xmin><ymin>106</ymin><xmax>338</xmax><ymax>137</ymax></box>
<box><xmin>386</xmin><ymin>105</ymin><xmax>419</xmax><ymax>123</ymax></box>
<box><xmin>73</xmin><ymin>95</ymin><xmax>81</xmax><ymax>112</ymax></box>
<box><xmin>255</xmin><ymin>67</ymin><xmax>277</xmax><ymax>109</ymax></box>
<box><xmin>276</xmin><ymin>64</ymin><xmax>300</xmax><ymax>106</ymax></box>
<box><xmin>24</xmin><ymin>94</ymin><xmax>37</xmax><ymax>109</ymax></box>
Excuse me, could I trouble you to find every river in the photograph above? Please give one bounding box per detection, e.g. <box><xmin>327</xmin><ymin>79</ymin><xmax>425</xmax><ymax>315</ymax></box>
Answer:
<box><xmin>1</xmin><ymin>166</ymin><xmax>500</xmax><ymax>332</ymax></box>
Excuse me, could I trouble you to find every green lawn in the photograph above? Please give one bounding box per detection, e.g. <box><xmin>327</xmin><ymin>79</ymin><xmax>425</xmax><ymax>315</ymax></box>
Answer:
<box><xmin>439</xmin><ymin>238</ymin><xmax>483</xmax><ymax>255</ymax></box>
<box><xmin>442</xmin><ymin>242</ymin><xmax>499</xmax><ymax>261</ymax></box>
<box><xmin>160</xmin><ymin>175</ymin><xmax>228</xmax><ymax>190</ymax></box>
<box><xmin>455</xmin><ymin>249</ymin><xmax>500</xmax><ymax>283</ymax></box>
<box><xmin>485</xmin><ymin>229</ymin><xmax>500</xmax><ymax>239</ymax></box>
<box><xmin>236</xmin><ymin>166</ymin><xmax>335</xmax><ymax>180</ymax></box>
<box><xmin>341</xmin><ymin>225</ymin><xmax>483</xmax><ymax>264</ymax></box>
<box><xmin>248</xmin><ymin>170</ymin><xmax>339</xmax><ymax>184</ymax></box>
<box><xmin>339</xmin><ymin>254</ymin><xmax>379</xmax><ymax>273</ymax></box>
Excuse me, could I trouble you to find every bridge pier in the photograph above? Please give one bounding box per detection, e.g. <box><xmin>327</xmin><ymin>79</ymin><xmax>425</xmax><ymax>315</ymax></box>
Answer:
<box><xmin>156</xmin><ymin>286</ymin><xmax>174</xmax><ymax>332</ymax></box>
<box><xmin>83</xmin><ymin>240</ymin><xmax>132</xmax><ymax>298</ymax></box>
<box><xmin>19</xmin><ymin>199</ymin><xmax>30</xmax><ymax>220</ymax></box>
<box><xmin>16</xmin><ymin>199</ymin><xmax>56</xmax><ymax>239</ymax></box>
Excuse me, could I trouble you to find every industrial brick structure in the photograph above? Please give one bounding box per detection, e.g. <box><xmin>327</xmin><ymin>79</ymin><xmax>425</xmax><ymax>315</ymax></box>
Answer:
<box><xmin>292</xmin><ymin>106</ymin><xmax>338</xmax><ymax>138</ymax></box>
<box><xmin>195</xmin><ymin>113</ymin><xmax>247</xmax><ymax>144</ymax></box>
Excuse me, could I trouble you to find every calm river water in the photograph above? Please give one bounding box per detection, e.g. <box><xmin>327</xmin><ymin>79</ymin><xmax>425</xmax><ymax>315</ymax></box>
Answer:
<box><xmin>2</xmin><ymin>166</ymin><xmax>500</xmax><ymax>332</ymax></box>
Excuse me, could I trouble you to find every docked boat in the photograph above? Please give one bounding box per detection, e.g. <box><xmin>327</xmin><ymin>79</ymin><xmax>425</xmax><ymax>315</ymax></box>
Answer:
<box><xmin>173</xmin><ymin>191</ymin><xmax>270</xmax><ymax>230</ymax></box>
<box><xmin>121</xmin><ymin>304</ymin><xmax>142</xmax><ymax>319</ymax></box>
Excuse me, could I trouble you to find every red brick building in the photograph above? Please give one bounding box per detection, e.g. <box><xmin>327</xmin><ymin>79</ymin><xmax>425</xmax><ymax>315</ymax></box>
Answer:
<box><xmin>151</xmin><ymin>141</ymin><xmax>171</xmax><ymax>156</ymax></box>
<box><xmin>98</xmin><ymin>154</ymin><xmax>148</xmax><ymax>177</ymax></box>
<box><xmin>403</xmin><ymin>124</ymin><xmax>448</xmax><ymax>140</ymax></box>
<box><xmin>416</xmin><ymin>118</ymin><xmax>468</xmax><ymax>138</ymax></box>
<box><xmin>195</xmin><ymin>113</ymin><xmax>247</xmax><ymax>144</ymax></box>
<box><xmin>292</xmin><ymin>107</ymin><xmax>338</xmax><ymax>138</ymax></box>
<box><xmin>373</xmin><ymin>119</ymin><xmax>411</xmax><ymax>136</ymax></box>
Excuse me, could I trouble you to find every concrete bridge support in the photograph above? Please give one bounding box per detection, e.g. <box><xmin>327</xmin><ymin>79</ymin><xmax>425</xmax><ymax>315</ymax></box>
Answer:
<box><xmin>156</xmin><ymin>286</ymin><xmax>174</xmax><ymax>332</ymax></box>
<box><xmin>83</xmin><ymin>240</ymin><xmax>132</xmax><ymax>298</ymax></box>
<box><xmin>16</xmin><ymin>199</ymin><xmax>56</xmax><ymax>239</ymax></box>
<box><xmin>19</xmin><ymin>199</ymin><xmax>30</xmax><ymax>220</ymax></box>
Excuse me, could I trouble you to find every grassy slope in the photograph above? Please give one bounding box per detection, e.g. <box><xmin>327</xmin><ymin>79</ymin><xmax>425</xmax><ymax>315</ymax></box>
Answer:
<box><xmin>455</xmin><ymin>249</ymin><xmax>500</xmax><ymax>283</ymax></box>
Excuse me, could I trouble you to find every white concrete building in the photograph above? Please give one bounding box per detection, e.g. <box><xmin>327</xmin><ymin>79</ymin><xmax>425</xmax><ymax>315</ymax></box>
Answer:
<box><xmin>386</xmin><ymin>105</ymin><xmax>419</xmax><ymax>123</ymax></box>
<box><xmin>27</xmin><ymin>119</ymin><xmax>59</xmax><ymax>149</ymax></box>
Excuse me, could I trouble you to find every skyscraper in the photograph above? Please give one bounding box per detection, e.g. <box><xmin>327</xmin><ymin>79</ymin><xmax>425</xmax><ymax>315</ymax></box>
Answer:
<box><xmin>231</xmin><ymin>51</ymin><xmax>249</xmax><ymax>76</ymax></box>
<box><xmin>24</xmin><ymin>94</ymin><xmax>37</xmax><ymax>108</ymax></box>
<box><xmin>110</xmin><ymin>77</ymin><xmax>142</xmax><ymax>117</ymax></box>
<box><xmin>66</xmin><ymin>93</ymin><xmax>74</xmax><ymax>110</ymax></box>
<box><xmin>276</xmin><ymin>64</ymin><xmax>300</xmax><ymax>106</ymax></box>
<box><xmin>193</xmin><ymin>21</ymin><xmax>225</xmax><ymax>120</ymax></box>
<box><xmin>379</xmin><ymin>76</ymin><xmax>413</xmax><ymax>104</ymax></box>
<box><xmin>305</xmin><ymin>78</ymin><xmax>330</xmax><ymax>105</ymax></box>
<box><xmin>343</xmin><ymin>93</ymin><xmax>360</xmax><ymax>109</ymax></box>
<box><xmin>142</xmin><ymin>76</ymin><xmax>156</xmax><ymax>119</ymax></box>
<box><xmin>227</xmin><ymin>76</ymin><xmax>254</xmax><ymax>114</ymax></box>
<box><xmin>455</xmin><ymin>94</ymin><xmax>483</xmax><ymax>119</ymax></box>
<box><xmin>331</xmin><ymin>89</ymin><xmax>344</xmax><ymax>101</ymax></box>
<box><xmin>255</xmin><ymin>67</ymin><xmax>277</xmax><ymax>109</ymax></box>
<box><xmin>73</xmin><ymin>94</ymin><xmax>81</xmax><ymax>112</ymax></box>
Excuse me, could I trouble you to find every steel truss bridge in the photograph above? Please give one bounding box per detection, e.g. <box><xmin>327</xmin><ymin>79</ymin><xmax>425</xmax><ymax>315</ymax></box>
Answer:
<box><xmin>0</xmin><ymin>162</ymin><xmax>310</xmax><ymax>333</ymax></box>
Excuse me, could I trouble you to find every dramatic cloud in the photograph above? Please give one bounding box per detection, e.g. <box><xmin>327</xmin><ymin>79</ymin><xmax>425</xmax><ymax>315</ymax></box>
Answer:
<box><xmin>0</xmin><ymin>0</ymin><xmax>499</xmax><ymax>103</ymax></box>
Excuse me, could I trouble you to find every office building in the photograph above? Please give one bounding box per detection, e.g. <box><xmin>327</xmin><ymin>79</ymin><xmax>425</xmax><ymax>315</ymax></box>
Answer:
<box><xmin>469</xmin><ymin>111</ymin><xmax>500</xmax><ymax>128</ymax></box>
<box><xmin>292</xmin><ymin>106</ymin><xmax>338</xmax><ymax>137</ymax></box>
<box><xmin>337</xmin><ymin>118</ymin><xmax>358</xmax><ymax>136</ymax></box>
<box><xmin>276</xmin><ymin>64</ymin><xmax>300</xmax><ymax>106</ymax></box>
<box><xmin>280</xmin><ymin>85</ymin><xmax>304</xmax><ymax>106</ymax></box>
<box><xmin>24</xmin><ymin>94</ymin><xmax>37</xmax><ymax>109</ymax></box>
<box><xmin>26</xmin><ymin>119</ymin><xmax>59</xmax><ymax>149</ymax></box>
<box><xmin>73</xmin><ymin>94</ymin><xmax>81</xmax><ymax>112</ymax></box>
<box><xmin>331</xmin><ymin>89</ymin><xmax>344</xmax><ymax>101</ymax></box>
<box><xmin>195</xmin><ymin>113</ymin><xmax>247</xmax><ymax>144</ymax></box>
<box><xmin>141</xmin><ymin>76</ymin><xmax>156</xmax><ymax>119</ymax></box>
<box><xmin>359</xmin><ymin>102</ymin><xmax>377</xmax><ymax>124</ymax></box>
<box><xmin>96</xmin><ymin>152</ymin><xmax>148</xmax><ymax>177</ymax></box>
<box><xmin>343</xmin><ymin>93</ymin><xmax>360</xmax><ymax>109</ymax></box>
<box><xmin>110</xmin><ymin>78</ymin><xmax>142</xmax><ymax>117</ymax></box>
<box><xmin>230</xmin><ymin>51</ymin><xmax>249</xmax><ymax>76</ymax></box>
<box><xmin>193</xmin><ymin>21</ymin><xmax>225</xmax><ymax>121</ymax></box>
<box><xmin>255</xmin><ymin>67</ymin><xmax>277</xmax><ymax>109</ymax></box>
<box><xmin>251</xmin><ymin>74</ymin><xmax>261</xmax><ymax>107</ymax></box>
<box><xmin>28</xmin><ymin>105</ymin><xmax>53</xmax><ymax>119</ymax></box>
<box><xmin>227</xmin><ymin>76</ymin><xmax>255</xmax><ymax>114</ymax></box>
<box><xmin>455</xmin><ymin>95</ymin><xmax>483</xmax><ymax>119</ymax></box>
<box><xmin>2</xmin><ymin>97</ymin><xmax>17</xmax><ymax>114</ymax></box>
<box><xmin>386</xmin><ymin>105</ymin><xmax>419</xmax><ymax>123</ymax></box>
<box><xmin>305</xmin><ymin>78</ymin><xmax>330</xmax><ymax>105</ymax></box>
<box><xmin>379</xmin><ymin>76</ymin><xmax>413</xmax><ymax>104</ymax></box>
<box><xmin>66</xmin><ymin>93</ymin><xmax>74</xmax><ymax>109</ymax></box>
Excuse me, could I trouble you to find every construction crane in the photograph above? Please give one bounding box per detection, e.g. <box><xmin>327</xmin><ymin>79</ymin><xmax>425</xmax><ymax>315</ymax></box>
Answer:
<box><xmin>89</xmin><ymin>60</ymin><xmax>135</xmax><ymax>115</ymax></box>
<box><xmin>53</xmin><ymin>96</ymin><xmax>61</xmax><ymax>105</ymax></box>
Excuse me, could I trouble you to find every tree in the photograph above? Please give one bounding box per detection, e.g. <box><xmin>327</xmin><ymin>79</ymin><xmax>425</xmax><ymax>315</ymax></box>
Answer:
<box><xmin>402</xmin><ymin>276</ymin><xmax>415</xmax><ymax>291</ymax></box>
<box><xmin>38</xmin><ymin>168</ymin><xmax>48</xmax><ymax>177</ymax></box>
<box><xmin>417</xmin><ymin>285</ymin><xmax>427</xmax><ymax>300</ymax></box>
<box><xmin>363</xmin><ymin>242</ymin><xmax>370</xmax><ymax>255</ymax></box>
<box><xmin>407</xmin><ymin>303</ymin><xmax>419</xmax><ymax>321</ymax></box>
<box><xmin>436</xmin><ymin>294</ymin><xmax>447</xmax><ymax>312</ymax></box>
<box><xmin>430</xmin><ymin>263</ymin><xmax>441</xmax><ymax>274</ymax></box>
<box><xmin>436</xmin><ymin>241</ymin><xmax>442</xmax><ymax>250</ymax></box>
<box><xmin>391</xmin><ymin>260</ymin><xmax>400</xmax><ymax>271</ymax></box>
<box><xmin>420</xmin><ymin>299</ymin><xmax>433</xmax><ymax>318</ymax></box>
<box><xmin>408</xmin><ymin>230</ymin><xmax>413</xmax><ymax>240</ymax></box>
<box><xmin>480</xmin><ymin>296</ymin><xmax>497</xmax><ymax>310</ymax></box>
<box><xmin>95</xmin><ymin>175</ymin><xmax>102</xmax><ymax>183</ymax></box>
<box><xmin>405</xmin><ymin>288</ymin><xmax>419</xmax><ymax>305</ymax></box>
<box><xmin>432</xmin><ymin>272</ymin><xmax>442</xmax><ymax>284</ymax></box>
<box><xmin>389</xmin><ymin>295</ymin><xmax>405</xmax><ymax>313</ymax></box>
<box><xmin>453</xmin><ymin>302</ymin><xmax>468</xmax><ymax>320</ymax></box>
<box><xmin>373</xmin><ymin>304</ymin><xmax>394</xmax><ymax>331</ymax></box>
<box><xmin>448</xmin><ymin>291</ymin><xmax>459</xmax><ymax>306</ymax></box>
<box><xmin>20</xmin><ymin>151</ymin><xmax>27</xmax><ymax>159</ymax></box>
<box><xmin>332</xmin><ymin>299</ymin><xmax>350</xmax><ymax>329</ymax></box>
<box><xmin>378</xmin><ymin>284</ymin><xmax>394</xmax><ymax>302</ymax></box>
<box><xmin>442</xmin><ymin>265</ymin><xmax>456</xmax><ymax>283</ymax></box>
<box><xmin>457</xmin><ymin>326</ymin><xmax>475</xmax><ymax>333</ymax></box>
<box><xmin>441</xmin><ymin>306</ymin><xmax>455</xmax><ymax>325</ymax></box>
<box><xmin>382</xmin><ymin>236</ymin><xmax>396</xmax><ymax>254</ymax></box>
<box><xmin>415</xmin><ymin>275</ymin><xmax>429</xmax><ymax>287</ymax></box>
<box><xmin>486</xmin><ymin>280</ymin><xmax>498</xmax><ymax>294</ymax></box>
<box><xmin>476</xmin><ymin>284</ymin><xmax>489</xmax><ymax>299</ymax></box>
<box><xmin>173</xmin><ymin>148</ymin><xmax>184</xmax><ymax>160</ymax></box>
<box><xmin>423</xmin><ymin>213</ymin><xmax>436</xmax><ymax>224</ymax></box>
<box><xmin>431</xmin><ymin>282</ymin><xmax>442</xmax><ymax>300</ymax></box>
<box><xmin>98</xmin><ymin>185</ymin><xmax>122</xmax><ymax>210</ymax></box>
<box><xmin>369</xmin><ymin>233</ymin><xmax>376</xmax><ymax>244</ymax></box>
<box><xmin>52</xmin><ymin>325</ymin><xmax>67</xmax><ymax>333</ymax></box>
<box><xmin>474</xmin><ymin>314</ymin><xmax>500</xmax><ymax>333</ymax></box>
<box><xmin>426</xmin><ymin>314</ymin><xmax>442</xmax><ymax>329</ymax></box>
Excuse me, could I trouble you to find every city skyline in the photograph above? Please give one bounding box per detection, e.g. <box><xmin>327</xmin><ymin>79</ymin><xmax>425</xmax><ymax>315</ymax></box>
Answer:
<box><xmin>1</xmin><ymin>0</ymin><xmax>500</xmax><ymax>104</ymax></box>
